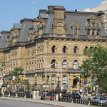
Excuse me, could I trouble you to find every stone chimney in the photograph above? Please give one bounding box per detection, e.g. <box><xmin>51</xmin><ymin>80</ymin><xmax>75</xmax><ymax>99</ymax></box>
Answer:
<box><xmin>48</xmin><ymin>6</ymin><xmax>66</xmax><ymax>35</ymax></box>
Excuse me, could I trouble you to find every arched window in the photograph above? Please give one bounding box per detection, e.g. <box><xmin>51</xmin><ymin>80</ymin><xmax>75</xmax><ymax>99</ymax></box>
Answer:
<box><xmin>73</xmin><ymin>46</ymin><xmax>78</xmax><ymax>54</ymax></box>
<box><xmin>84</xmin><ymin>47</ymin><xmax>88</xmax><ymax>55</ymax></box>
<box><xmin>90</xmin><ymin>47</ymin><xmax>93</xmax><ymax>54</ymax></box>
<box><xmin>62</xmin><ymin>59</ymin><xmax>67</xmax><ymax>68</ymax></box>
<box><xmin>51</xmin><ymin>59</ymin><xmax>56</xmax><ymax>69</ymax></box>
<box><xmin>62</xmin><ymin>46</ymin><xmax>67</xmax><ymax>53</ymax></box>
<box><xmin>72</xmin><ymin>60</ymin><xmax>78</xmax><ymax>69</ymax></box>
<box><xmin>52</xmin><ymin>45</ymin><xmax>56</xmax><ymax>53</ymax></box>
<box><xmin>73</xmin><ymin>77</ymin><xmax>79</xmax><ymax>87</ymax></box>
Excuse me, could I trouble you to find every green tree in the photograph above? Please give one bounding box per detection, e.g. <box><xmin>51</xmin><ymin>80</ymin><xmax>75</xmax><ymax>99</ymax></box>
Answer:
<box><xmin>11</xmin><ymin>67</ymin><xmax>23</xmax><ymax>76</ymax></box>
<box><xmin>80</xmin><ymin>46</ymin><xmax>107</xmax><ymax>93</ymax></box>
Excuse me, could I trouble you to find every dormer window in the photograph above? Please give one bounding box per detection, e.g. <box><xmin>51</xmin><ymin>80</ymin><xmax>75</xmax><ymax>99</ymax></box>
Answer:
<box><xmin>97</xmin><ymin>30</ymin><xmax>100</xmax><ymax>36</ymax></box>
<box><xmin>72</xmin><ymin>24</ymin><xmax>80</xmax><ymax>35</ymax></box>
<box><xmin>92</xmin><ymin>29</ymin><xmax>95</xmax><ymax>35</ymax></box>
<box><xmin>87</xmin><ymin>29</ymin><xmax>90</xmax><ymax>35</ymax></box>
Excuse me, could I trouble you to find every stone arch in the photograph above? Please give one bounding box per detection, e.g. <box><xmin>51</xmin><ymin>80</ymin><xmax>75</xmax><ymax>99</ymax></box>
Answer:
<box><xmin>50</xmin><ymin>43</ymin><xmax>58</xmax><ymax>52</ymax></box>
<box><xmin>72</xmin><ymin>58</ymin><xmax>80</xmax><ymax>69</ymax></box>
<box><xmin>51</xmin><ymin>45</ymin><xmax>56</xmax><ymax>53</ymax></box>
<box><xmin>83</xmin><ymin>46</ymin><xmax>89</xmax><ymax>55</ymax></box>
<box><xmin>61</xmin><ymin>58</ymin><xmax>69</xmax><ymax>69</ymax></box>
<box><xmin>49</xmin><ymin>57</ymin><xmax>58</xmax><ymax>68</ymax></box>
<box><xmin>72</xmin><ymin>44</ymin><xmax>79</xmax><ymax>54</ymax></box>
<box><xmin>61</xmin><ymin>44</ymin><xmax>68</xmax><ymax>53</ymax></box>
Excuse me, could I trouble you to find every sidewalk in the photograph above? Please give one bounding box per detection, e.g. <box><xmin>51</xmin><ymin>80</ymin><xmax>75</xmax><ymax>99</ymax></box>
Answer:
<box><xmin>0</xmin><ymin>97</ymin><xmax>90</xmax><ymax>107</ymax></box>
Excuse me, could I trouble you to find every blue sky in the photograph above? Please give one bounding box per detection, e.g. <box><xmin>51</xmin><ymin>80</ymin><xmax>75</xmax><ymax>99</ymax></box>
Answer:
<box><xmin>0</xmin><ymin>0</ymin><xmax>102</xmax><ymax>31</ymax></box>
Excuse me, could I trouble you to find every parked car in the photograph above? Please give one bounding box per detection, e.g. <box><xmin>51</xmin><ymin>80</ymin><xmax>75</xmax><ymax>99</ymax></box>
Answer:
<box><xmin>90</xmin><ymin>96</ymin><xmax>107</xmax><ymax>106</ymax></box>
<box><xmin>25</xmin><ymin>90</ymin><xmax>32</xmax><ymax>98</ymax></box>
<box><xmin>72</xmin><ymin>93</ymin><xmax>81</xmax><ymax>100</ymax></box>
<box><xmin>60</xmin><ymin>93</ymin><xmax>81</xmax><ymax>102</ymax></box>
<box><xmin>18</xmin><ymin>91</ymin><xmax>25</xmax><ymax>97</ymax></box>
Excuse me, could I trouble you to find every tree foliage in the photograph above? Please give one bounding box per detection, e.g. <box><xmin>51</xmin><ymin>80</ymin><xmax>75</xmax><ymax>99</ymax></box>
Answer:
<box><xmin>80</xmin><ymin>46</ymin><xmax>107</xmax><ymax>93</ymax></box>
<box><xmin>11</xmin><ymin>67</ymin><xmax>23</xmax><ymax>76</ymax></box>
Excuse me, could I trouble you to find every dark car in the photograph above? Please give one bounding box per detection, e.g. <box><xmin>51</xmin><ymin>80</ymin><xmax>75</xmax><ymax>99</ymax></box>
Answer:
<box><xmin>18</xmin><ymin>91</ymin><xmax>25</xmax><ymax>97</ymax></box>
<box><xmin>60</xmin><ymin>93</ymin><xmax>81</xmax><ymax>102</ymax></box>
<box><xmin>25</xmin><ymin>90</ymin><xmax>32</xmax><ymax>98</ymax></box>
<box><xmin>72</xmin><ymin>93</ymin><xmax>81</xmax><ymax>100</ymax></box>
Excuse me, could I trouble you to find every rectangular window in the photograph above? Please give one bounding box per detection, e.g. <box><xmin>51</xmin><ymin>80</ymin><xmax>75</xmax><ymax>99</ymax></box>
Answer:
<box><xmin>63</xmin><ymin>76</ymin><xmax>67</xmax><ymax>84</ymax></box>
<box><xmin>97</xmin><ymin>30</ymin><xmax>100</xmax><ymax>36</ymax></box>
<box><xmin>87</xmin><ymin>29</ymin><xmax>90</xmax><ymax>35</ymax></box>
<box><xmin>92</xmin><ymin>30</ymin><xmax>95</xmax><ymax>35</ymax></box>
<box><xmin>51</xmin><ymin>76</ymin><xmax>56</xmax><ymax>85</ymax></box>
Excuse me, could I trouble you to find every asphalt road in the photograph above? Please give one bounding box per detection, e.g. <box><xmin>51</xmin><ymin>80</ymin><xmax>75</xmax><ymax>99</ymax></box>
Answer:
<box><xmin>0</xmin><ymin>99</ymin><xmax>59</xmax><ymax>107</ymax></box>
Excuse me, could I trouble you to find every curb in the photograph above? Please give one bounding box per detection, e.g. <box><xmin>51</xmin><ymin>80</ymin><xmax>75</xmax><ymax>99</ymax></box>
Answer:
<box><xmin>0</xmin><ymin>97</ymin><xmax>90</xmax><ymax>107</ymax></box>
<box><xmin>0</xmin><ymin>97</ymin><xmax>65</xmax><ymax>107</ymax></box>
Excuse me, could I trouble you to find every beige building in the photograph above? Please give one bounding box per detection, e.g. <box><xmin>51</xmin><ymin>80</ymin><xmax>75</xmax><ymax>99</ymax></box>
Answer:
<box><xmin>0</xmin><ymin>6</ymin><xmax>107</xmax><ymax>92</ymax></box>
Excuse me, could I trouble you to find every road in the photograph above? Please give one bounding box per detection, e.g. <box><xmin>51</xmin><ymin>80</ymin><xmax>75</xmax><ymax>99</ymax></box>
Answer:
<box><xmin>0</xmin><ymin>99</ymin><xmax>59</xmax><ymax>107</ymax></box>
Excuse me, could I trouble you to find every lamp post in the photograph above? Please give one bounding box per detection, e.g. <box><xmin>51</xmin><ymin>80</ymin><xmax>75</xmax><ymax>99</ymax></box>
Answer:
<box><xmin>61</xmin><ymin>68</ymin><xmax>63</xmax><ymax>90</ymax></box>
<box><xmin>56</xmin><ymin>68</ymin><xmax>63</xmax><ymax>91</ymax></box>
<box><xmin>43</xmin><ymin>63</ymin><xmax>55</xmax><ymax>92</ymax></box>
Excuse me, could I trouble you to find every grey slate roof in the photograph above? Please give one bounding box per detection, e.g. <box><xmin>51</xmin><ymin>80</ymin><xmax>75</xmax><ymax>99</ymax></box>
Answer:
<box><xmin>39</xmin><ymin>13</ymin><xmax>48</xmax><ymax>19</ymax></box>
<box><xmin>38</xmin><ymin>10</ymin><xmax>48</xmax><ymax>19</ymax></box>
<box><xmin>65</xmin><ymin>12</ymin><xmax>97</xmax><ymax>35</ymax></box>
<box><xmin>100</xmin><ymin>25</ymin><xmax>107</xmax><ymax>37</ymax></box>
<box><xmin>0</xmin><ymin>31</ymin><xmax>12</xmax><ymax>49</ymax></box>
<box><xmin>13</xmin><ymin>23</ymin><xmax>22</xmax><ymax>29</ymax></box>
<box><xmin>0</xmin><ymin>7</ymin><xmax>107</xmax><ymax>49</ymax></box>
<box><xmin>44</xmin><ymin>13</ymin><xmax>53</xmax><ymax>34</ymax></box>
<box><xmin>18</xmin><ymin>23</ymin><xmax>33</xmax><ymax>42</ymax></box>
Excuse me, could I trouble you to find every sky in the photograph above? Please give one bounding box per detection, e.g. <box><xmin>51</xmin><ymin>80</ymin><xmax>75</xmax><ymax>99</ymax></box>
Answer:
<box><xmin>0</xmin><ymin>0</ymin><xmax>102</xmax><ymax>31</ymax></box>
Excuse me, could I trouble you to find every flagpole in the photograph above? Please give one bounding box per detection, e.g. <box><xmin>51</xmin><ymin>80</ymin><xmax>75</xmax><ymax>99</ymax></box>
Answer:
<box><xmin>32</xmin><ymin>0</ymin><xmax>35</xmax><ymax>18</ymax></box>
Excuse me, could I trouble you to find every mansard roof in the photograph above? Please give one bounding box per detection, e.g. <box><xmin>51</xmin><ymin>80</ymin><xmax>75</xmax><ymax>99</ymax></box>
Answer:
<box><xmin>13</xmin><ymin>23</ymin><xmax>22</xmax><ymax>29</ymax></box>
<box><xmin>0</xmin><ymin>6</ymin><xmax>106</xmax><ymax>49</ymax></box>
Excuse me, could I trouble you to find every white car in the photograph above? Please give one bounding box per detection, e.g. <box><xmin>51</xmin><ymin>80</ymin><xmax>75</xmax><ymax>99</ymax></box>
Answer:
<box><xmin>90</xmin><ymin>96</ymin><xmax>107</xmax><ymax>106</ymax></box>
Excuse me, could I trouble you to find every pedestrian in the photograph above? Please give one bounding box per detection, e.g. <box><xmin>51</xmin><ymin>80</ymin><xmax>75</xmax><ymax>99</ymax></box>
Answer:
<box><xmin>50</xmin><ymin>95</ymin><xmax>53</xmax><ymax>101</ymax></box>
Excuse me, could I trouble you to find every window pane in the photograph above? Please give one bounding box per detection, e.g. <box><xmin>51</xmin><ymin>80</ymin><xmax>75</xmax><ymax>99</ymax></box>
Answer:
<box><xmin>63</xmin><ymin>46</ymin><xmax>67</xmax><ymax>53</ymax></box>
<box><xmin>51</xmin><ymin>76</ymin><xmax>56</xmax><ymax>84</ymax></box>
<box><xmin>63</xmin><ymin>76</ymin><xmax>67</xmax><ymax>84</ymax></box>
<box><xmin>51</xmin><ymin>59</ymin><xmax>56</xmax><ymax>68</ymax></box>
<box><xmin>52</xmin><ymin>45</ymin><xmax>56</xmax><ymax>53</ymax></box>
<box><xmin>73</xmin><ymin>60</ymin><xmax>78</xmax><ymax>69</ymax></box>
<box><xmin>62</xmin><ymin>60</ymin><xmax>67</xmax><ymax>68</ymax></box>
<box><xmin>73</xmin><ymin>46</ymin><xmax>78</xmax><ymax>54</ymax></box>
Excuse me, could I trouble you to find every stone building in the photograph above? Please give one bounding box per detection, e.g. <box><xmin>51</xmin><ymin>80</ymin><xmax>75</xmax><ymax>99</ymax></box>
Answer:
<box><xmin>0</xmin><ymin>6</ymin><xmax>107</xmax><ymax>92</ymax></box>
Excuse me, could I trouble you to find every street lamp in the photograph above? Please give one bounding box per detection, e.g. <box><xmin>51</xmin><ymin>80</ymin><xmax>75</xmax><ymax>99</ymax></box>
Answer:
<box><xmin>56</xmin><ymin>68</ymin><xmax>63</xmax><ymax>91</ymax></box>
<box><xmin>43</xmin><ymin>63</ymin><xmax>55</xmax><ymax>91</ymax></box>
